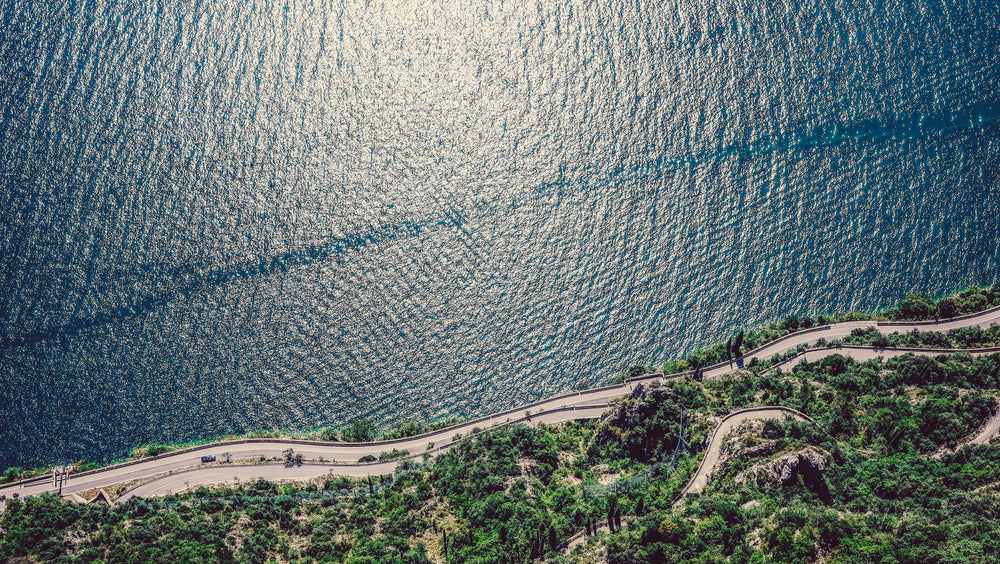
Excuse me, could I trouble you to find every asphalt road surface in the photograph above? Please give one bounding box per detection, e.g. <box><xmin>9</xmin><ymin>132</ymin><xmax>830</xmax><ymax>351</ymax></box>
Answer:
<box><xmin>2</xmin><ymin>306</ymin><xmax>998</xmax><ymax>508</ymax></box>
<box><xmin>679</xmin><ymin>407</ymin><xmax>813</xmax><ymax>497</ymax></box>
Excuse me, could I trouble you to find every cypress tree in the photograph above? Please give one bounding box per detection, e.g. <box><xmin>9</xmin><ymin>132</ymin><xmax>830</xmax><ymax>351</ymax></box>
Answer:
<box><xmin>733</xmin><ymin>330</ymin><xmax>745</xmax><ymax>357</ymax></box>
<box><xmin>726</xmin><ymin>337</ymin><xmax>732</xmax><ymax>360</ymax></box>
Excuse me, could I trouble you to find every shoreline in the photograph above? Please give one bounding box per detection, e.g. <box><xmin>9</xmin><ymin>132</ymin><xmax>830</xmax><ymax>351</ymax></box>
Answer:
<box><xmin>1</xmin><ymin>305</ymin><xmax>998</xmax><ymax>506</ymax></box>
<box><xmin>3</xmin><ymin>282</ymin><xmax>998</xmax><ymax>482</ymax></box>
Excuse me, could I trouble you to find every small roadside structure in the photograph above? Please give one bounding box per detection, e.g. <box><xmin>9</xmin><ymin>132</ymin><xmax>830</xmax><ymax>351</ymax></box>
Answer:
<box><xmin>87</xmin><ymin>489</ymin><xmax>115</xmax><ymax>507</ymax></box>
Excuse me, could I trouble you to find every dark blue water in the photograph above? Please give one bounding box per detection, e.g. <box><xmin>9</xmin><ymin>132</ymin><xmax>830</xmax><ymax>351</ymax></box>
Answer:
<box><xmin>2</xmin><ymin>0</ymin><xmax>999</xmax><ymax>468</ymax></box>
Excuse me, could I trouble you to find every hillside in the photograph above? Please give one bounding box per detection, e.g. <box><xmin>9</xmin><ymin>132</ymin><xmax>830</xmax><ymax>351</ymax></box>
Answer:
<box><xmin>3</xmin><ymin>285</ymin><xmax>1000</xmax><ymax>563</ymax></box>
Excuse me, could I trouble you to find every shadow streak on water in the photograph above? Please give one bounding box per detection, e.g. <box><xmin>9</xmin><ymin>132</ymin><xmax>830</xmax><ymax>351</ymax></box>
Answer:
<box><xmin>0</xmin><ymin>218</ymin><xmax>441</xmax><ymax>352</ymax></box>
<box><xmin>658</xmin><ymin>104</ymin><xmax>1000</xmax><ymax>172</ymax></box>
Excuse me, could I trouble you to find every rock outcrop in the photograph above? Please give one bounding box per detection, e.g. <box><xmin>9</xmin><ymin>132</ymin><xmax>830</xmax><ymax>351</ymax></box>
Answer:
<box><xmin>736</xmin><ymin>448</ymin><xmax>828</xmax><ymax>488</ymax></box>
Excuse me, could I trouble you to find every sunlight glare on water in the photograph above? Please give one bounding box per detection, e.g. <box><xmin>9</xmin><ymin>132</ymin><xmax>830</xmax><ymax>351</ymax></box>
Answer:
<box><xmin>0</xmin><ymin>0</ymin><xmax>998</xmax><ymax>466</ymax></box>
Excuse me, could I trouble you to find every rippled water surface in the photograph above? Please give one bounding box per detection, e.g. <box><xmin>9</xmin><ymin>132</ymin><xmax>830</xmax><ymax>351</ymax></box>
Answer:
<box><xmin>2</xmin><ymin>0</ymin><xmax>999</xmax><ymax>466</ymax></box>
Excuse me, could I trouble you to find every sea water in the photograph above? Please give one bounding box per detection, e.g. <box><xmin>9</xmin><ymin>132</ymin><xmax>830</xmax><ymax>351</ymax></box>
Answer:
<box><xmin>1</xmin><ymin>0</ymin><xmax>998</xmax><ymax>467</ymax></box>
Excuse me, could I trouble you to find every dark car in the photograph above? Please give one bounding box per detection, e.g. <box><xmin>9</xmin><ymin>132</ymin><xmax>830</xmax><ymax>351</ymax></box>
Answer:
<box><xmin>201</xmin><ymin>455</ymin><xmax>216</xmax><ymax>463</ymax></box>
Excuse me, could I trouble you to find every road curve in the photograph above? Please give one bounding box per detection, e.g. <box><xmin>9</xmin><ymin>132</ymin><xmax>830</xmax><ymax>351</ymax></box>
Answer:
<box><xmin>679</xmin><ymin>395</ymin><xmax>1000</xmax><ymax>500</ymax></box>
<box><xmin>692</xmin><ymin>306</ymin><xmax>1000</xmax><ymax>381</ymax></box>
<box><xmin>677</xmin><ymin>407</ymin><xmax>815</xmax><ymax>498</ymax></box>
<box><xmin>752</xmin><ymin>344</ymin><xmax>1000</xmax><ymax>375</ymax></box>
<box><xmin>969</xmin><ymin>411</ymin><xmax>1000</xmax><ymax>446</ymax></box>
<box><xmin>2</xmin><ymin>306</ymin><xmax>998</xmax><ymax>507</ymax></box>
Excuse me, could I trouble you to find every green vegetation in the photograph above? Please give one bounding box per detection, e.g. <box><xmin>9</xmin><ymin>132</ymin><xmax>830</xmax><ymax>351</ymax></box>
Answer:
<box><xmin>129</xmin><ymin>443</ymin><xmax>179</xmax><ymax>459</ymax></box>
<box><xmin>0</xmin><ymin>414</ymin><xmax>471</xmax><ymax>485</ymax></box>
<box><xmin>379</xmin><ymin>418</ymin><xmax>468</xmax><ymax>442</ymax></box>
<box><xmin>5</xmin><ymin>349</ymin><xmax>1000</xmax><ymax>563</ymax></box>
<box><xmin>4</xmin><ymin>283</ymin><xmax>1000</xmax><ymax>563</ymax></box>
<box><xmin>341</xmin><ymin>418</ymin><xmax>377</xmax><ymax>443</ymax></box>
<box><xmin>0</xmin><ymin>421</ymin><xmax>644</xmax><ymax>564</ymax></box>
<box><xmin>884</xmin><ymin>286</ymin><xmax>1000</xmax><ymax>321</ymax></box>
<box><xmin>651</xmin><ymin>283</ymin><xmax>1000</xmax><ymax>376</ymax></box>
<box><xmin>2</xmin><ymin>467</ymin><xmax>30</xmax><ymax>485</ymax></box>
<box><xmin>600</xmin><ymin>350</ymin><xmax>1000</xmax><ymax>564</ymax></box>
<box><xmin>6</xmin><ymin>284</ymin><xmax>997</xmax><ymax>482</ymax></box>
<box><xmin>843</xmin><ymin>324</ymin><xmax>1000</xmax><ymax>350</ymax></box>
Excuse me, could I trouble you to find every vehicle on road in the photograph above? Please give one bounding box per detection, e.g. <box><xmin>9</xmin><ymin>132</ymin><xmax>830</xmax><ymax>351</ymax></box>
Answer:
<box><xmin>200</xmin><ymin>455</ymin><xmax>216</xmax><ymax>463</ymax></box>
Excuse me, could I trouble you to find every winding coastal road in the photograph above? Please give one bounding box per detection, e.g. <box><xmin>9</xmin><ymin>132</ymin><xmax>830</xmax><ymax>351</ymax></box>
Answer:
<box><xmin>0</xmin><ymin>405</ymin><xmax>613</xmax><ymax>507</ymax></box>
<box><xmin>678</xmin><ymin>407</ymin><xmax>814</xmax><ymax>498</ymax></box>
<box><xmin>679</xmin><ymin>398</ymin><xmax>1000</xmax><ymax>499</ymax></box>
<box><xmin>2</xmin><ymin>305</ymin><xmax>999</xmax><ymax>509</ymax></box>
<box><xmin>696</xmin><ymin>306</ymin><xmax>1000</xmax><ymax>380</ymax></box>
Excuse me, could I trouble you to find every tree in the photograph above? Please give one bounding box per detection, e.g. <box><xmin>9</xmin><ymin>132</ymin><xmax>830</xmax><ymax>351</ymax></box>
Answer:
<box><xmin>343</xmin><ymin>417</ymin><xmax>376</xmax><ymax>442</ymax></box>
<box><xmin>897</xmin><ymin>294</ymin><xmax>937</xmax><ymax>320</ymax></box>
<box><xmin>1</xmin><ymin>466</ymin><xmax>23</xmax><ymax>484</ymax></box>
<box><xmin>733</xmin><ymin>331</ymin><xmax>745</xmax><ymax>357</ymax></box>
<box><xmin>938</xmin><ymin>297</ymin><xmax>959</xmax><ymax>319</ymax></box>
<box><xmin>726</xmin><ymin>338</ymin><xmax>733</xmax><ymax>361</ymax></box>
<box><xmin>693</xmin><ymin>514</ymin><xmax>727</xmax><ymax>547</ymax></box>
<box><xmin>626</xmin><ymin>365</ymin><xmax>647</xmax><ymax>379</ymax></box>
<box><xmin>691</xmin><ymin>358</ymin><xmax>703</xmax><ymax>382</ymax></box>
